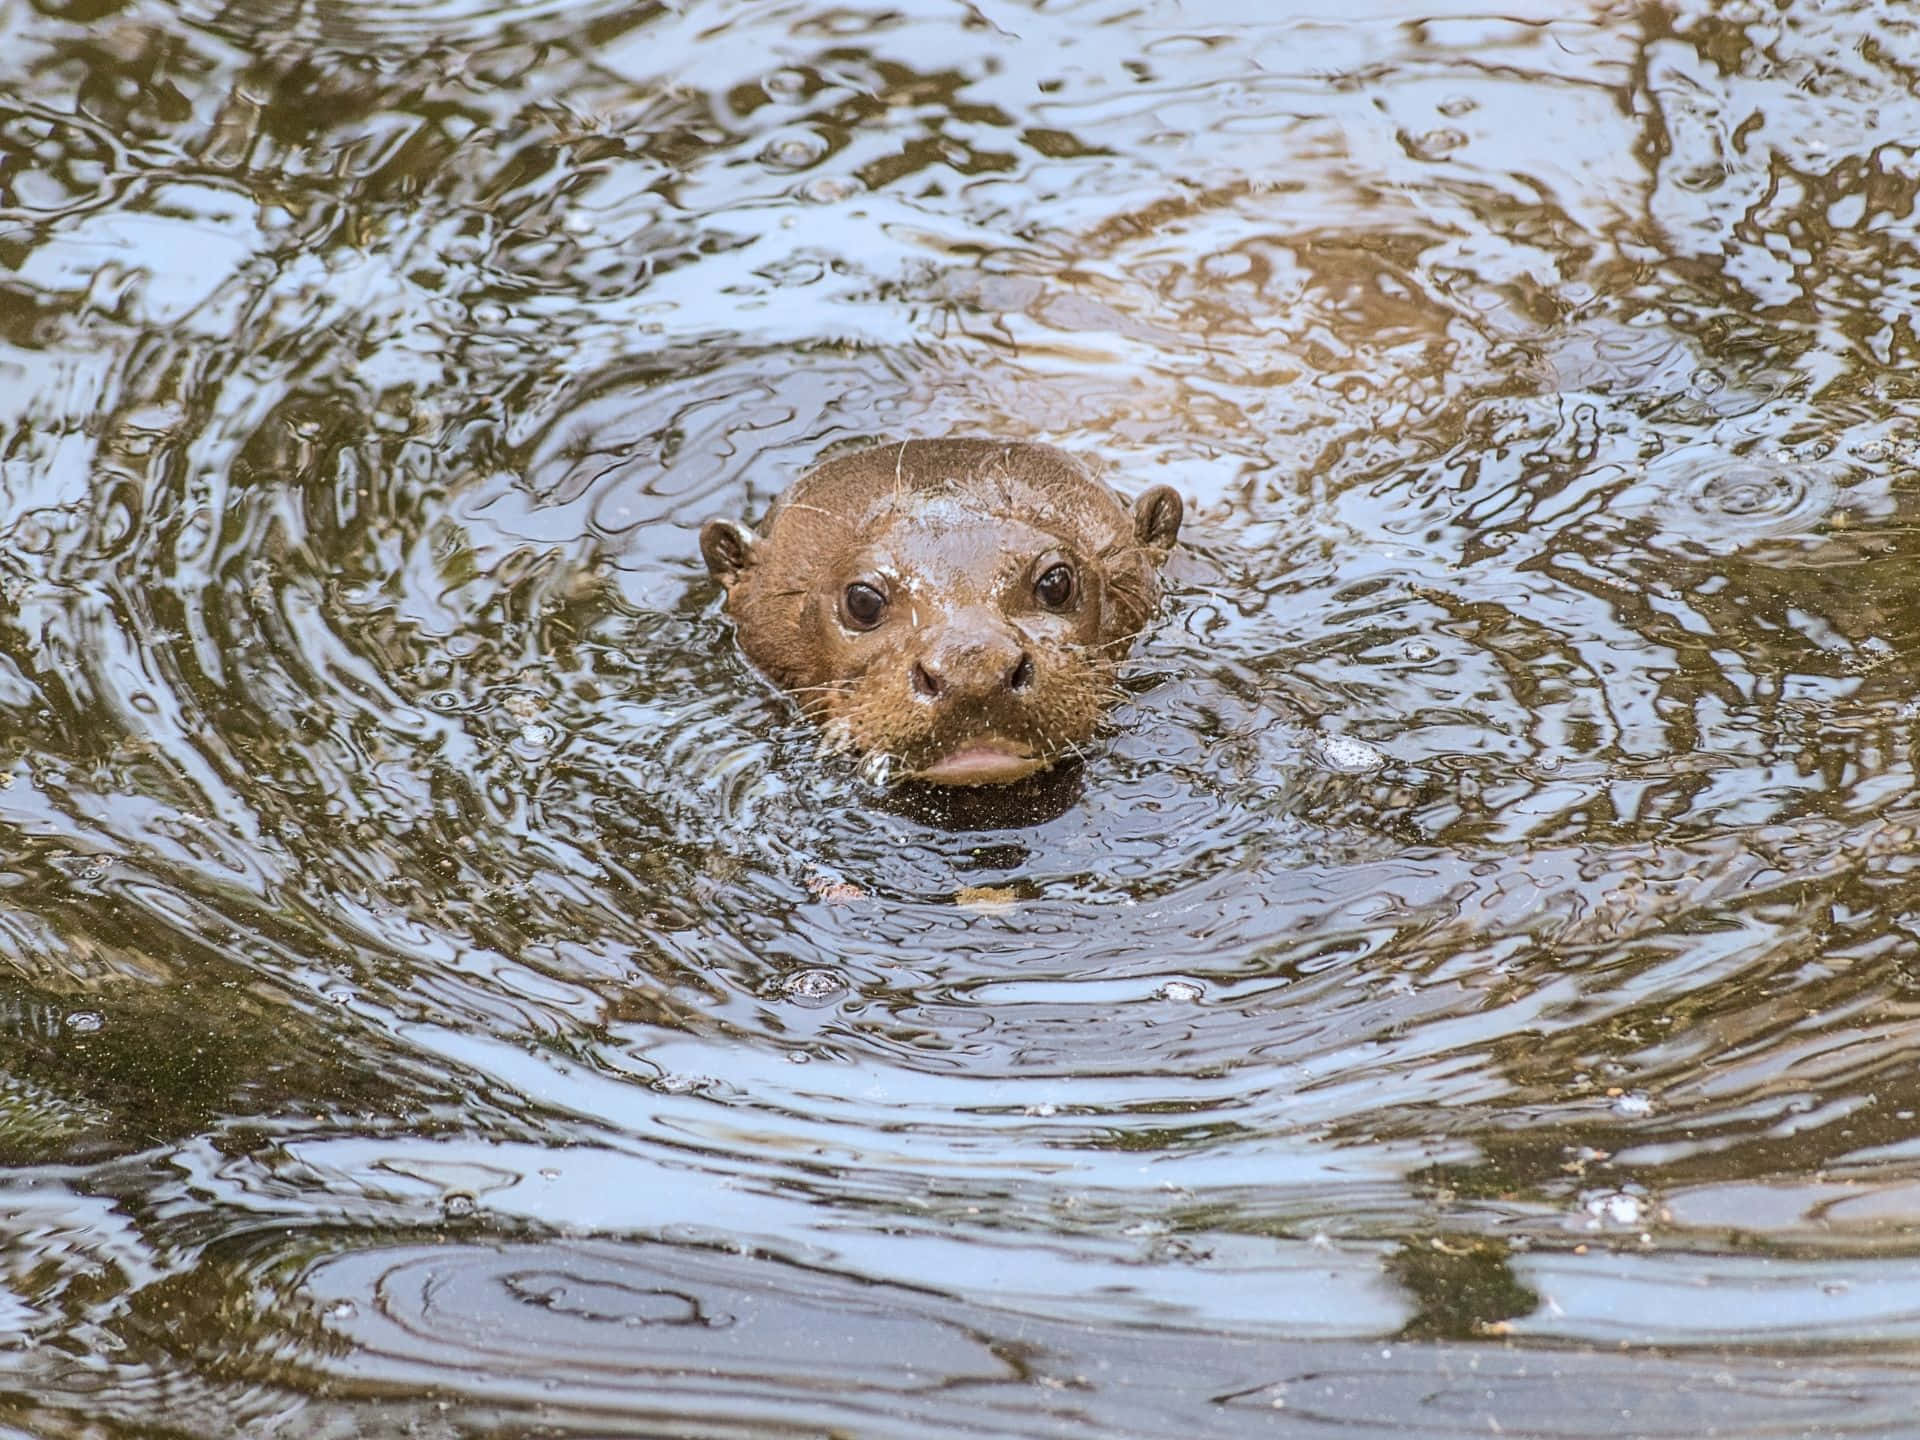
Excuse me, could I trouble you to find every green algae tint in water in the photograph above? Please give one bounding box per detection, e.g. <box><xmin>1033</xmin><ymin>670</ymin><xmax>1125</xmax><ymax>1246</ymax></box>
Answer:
<box><xmin>7</xmin><ymin>0</ymin><xmax>1920</xmax><ymax>1434</ymax></box>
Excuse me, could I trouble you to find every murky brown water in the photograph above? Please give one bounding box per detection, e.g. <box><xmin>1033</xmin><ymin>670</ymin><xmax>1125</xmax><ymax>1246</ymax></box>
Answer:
<box><xmin>5</xmin><ymin>0</ymin><xmax>1920</xmax><ymax>1433</ymax></box>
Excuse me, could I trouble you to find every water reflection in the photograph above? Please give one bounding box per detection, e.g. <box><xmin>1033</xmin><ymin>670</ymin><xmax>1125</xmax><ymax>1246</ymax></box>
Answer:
<box><xmin>7</xmin><ymin>0</ymin><xmax>1920</xmax><ymax>1433</ymax></box>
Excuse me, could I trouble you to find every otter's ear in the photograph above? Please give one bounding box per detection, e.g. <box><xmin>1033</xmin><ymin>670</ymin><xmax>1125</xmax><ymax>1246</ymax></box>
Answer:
<box><xmin>1132</xmin><ymin>485</ymin><xmax>1182</xmax><ymax>555</ymax></box>
<box><xmin>700</xmin><ymin>518</ymin><xmax>758</xmax><ymax>587</ymax></box>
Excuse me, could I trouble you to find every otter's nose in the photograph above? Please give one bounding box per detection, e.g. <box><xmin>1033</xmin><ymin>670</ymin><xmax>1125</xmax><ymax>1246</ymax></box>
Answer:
<box><xmin>911</xmin><ymin>652</ymin><xmax>1033</xmax><ymax>699</ymax></box>
<box><xmin>912</xmin><ymin>611</ymin><xmax>1033</xmax><ymax>703</ymax></box>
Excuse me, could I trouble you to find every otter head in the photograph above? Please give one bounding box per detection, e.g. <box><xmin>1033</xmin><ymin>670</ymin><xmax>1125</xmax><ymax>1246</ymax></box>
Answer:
<box><xmin>700</xmin><ymin>438</ymin><xmax>1181</xmax><ymax>786</ymax></box>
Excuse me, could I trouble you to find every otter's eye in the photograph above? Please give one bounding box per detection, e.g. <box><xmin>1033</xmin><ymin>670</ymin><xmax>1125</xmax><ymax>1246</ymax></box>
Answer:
<box><xmin>1033</xmin><ymin>563</ymin><xmax>1076</xmax><ymax>610</ymax></box>
<box><xmin>842</xmin><ymin>582</ymin><xmax>887</xmax><ymax>629</ymax></box>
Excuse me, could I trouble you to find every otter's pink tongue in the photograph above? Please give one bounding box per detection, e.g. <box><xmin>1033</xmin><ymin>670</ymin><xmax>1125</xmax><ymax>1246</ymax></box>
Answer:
<box><xmin>912</xmin><ymin>742</ymin><xmax>1044</xmax><ymax>786</ymax></box>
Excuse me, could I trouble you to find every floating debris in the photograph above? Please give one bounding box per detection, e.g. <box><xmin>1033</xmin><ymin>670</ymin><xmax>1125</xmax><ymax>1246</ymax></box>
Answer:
<box><xmin>954</xmin><ymin>885</ymin><xmax>1019</xmax><ymax>914</ymax></box>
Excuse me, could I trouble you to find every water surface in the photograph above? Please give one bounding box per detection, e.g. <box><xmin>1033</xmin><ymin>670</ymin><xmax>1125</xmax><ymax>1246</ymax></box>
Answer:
<box><xmin>5</xmin><ymin>0</ymin><xmax>1920</xmax><ymax>1434</ymax></box>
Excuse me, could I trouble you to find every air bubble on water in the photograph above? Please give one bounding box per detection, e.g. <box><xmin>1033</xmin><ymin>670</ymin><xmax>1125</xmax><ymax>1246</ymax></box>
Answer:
<box><xmin>1023</xmin><ymin>1102</ymin><xmax>1058</xmax><ymax>1117</ymax></box>
<box><xmin>442</xmin><ymin>1192</ymin><xmax>478</xmax><ymax>1219</ymax></box>
<box><xmin>1157</xmin><ymin>980</ymin><xmax>1204</xmax><ymax>1002</ymax></box>
<box><xmin>1611</xmin><ymin>1091</ymin><xmax>1654</xmax><ymax>1118</ymax></box>
<box><xmin>1401</xmin><ymin>639</ymin><xmax>1437</xmax><ymax>663</ymax></box>
<box><xmin>1200</xmin><ymin>250</ymin><xmax>1253</xmax><ymax>280</ymax></box>
<box><xmin>799</xmin><ymin>175</ymin><xmax>861</xmax><ymax>203</ymax></box>
<box><xmin>763</xmin><ymin>67</ymin><xmax>809</xmax><ymax>99</ymax></box>
<box><xmin>1581</xmin><ymin>1188</ymin><xmax>1645</xmax><ymax>1227</ymax></box>
<box><xmin>1403</xmin><ymin>127</ymin><xmax>1467</xmax><ymax>161</ymax></box>
<box><xmin>64</xmin><ymin>1011</ymin><xmax>103</xmax><ymax>1033</ymax></box>
<box><xmin>761</xmin><ymin>130</ymin><xmax>828</xmax><ymax>170</ymax></box>
<box><xmin>1437</xmin><ymin>95</ymin><xmax>1477</xmax><ymax>117</ymax></box>
<box><xmin>322</xmin><ymin>986</ymin><xmax>355</xmax><ymax>1004</ymax></box>
<box><xmin>325</xmin><ymin>1300</ymin><xmax>357</xmax><ymax>1321</ymax></box>
<box><xmin>518</xmin><ymin>722</ymin><xmax>555</xmax><ymax>751</ymax></box>
<box><xmin>784</xmin><ymin>969</ymin><xmax>848</xmax><ymax>1006</ymax></box>
<box><xmin>1308</xmin><ymin>733</ymin><xmax>1387</xmax><ymax>774</ymax></box>
<box><xmin>654</xmin><ymin>1072</ymin><xmax>714</xmax><ymax>1094</ymax></box>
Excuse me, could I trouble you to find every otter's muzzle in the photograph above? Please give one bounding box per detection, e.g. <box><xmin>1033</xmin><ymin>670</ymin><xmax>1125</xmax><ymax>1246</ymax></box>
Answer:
<box><xmin>908</xmin><ymin>606</ymin><xmax>1034</xmax><ymax>708</ymax></box>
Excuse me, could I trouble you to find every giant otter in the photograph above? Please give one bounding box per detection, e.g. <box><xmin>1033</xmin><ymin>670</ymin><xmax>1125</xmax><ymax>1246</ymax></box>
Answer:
<box><xmin>700</xmin><ymin>438</ymin><xmax>1182</xmax><ymax>786</ymax></box>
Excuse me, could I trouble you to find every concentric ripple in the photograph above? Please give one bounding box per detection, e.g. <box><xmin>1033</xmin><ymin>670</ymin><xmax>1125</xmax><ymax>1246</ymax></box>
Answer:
<box><xmin>7</xmin><ymin>0</ymin><xmax>1920</xmax><ymax>1436</ymax></box>
<box><xmin>1621</xmin><ymin>447</ymin><xmax>1847</xmax><ymax>554</ymax></box>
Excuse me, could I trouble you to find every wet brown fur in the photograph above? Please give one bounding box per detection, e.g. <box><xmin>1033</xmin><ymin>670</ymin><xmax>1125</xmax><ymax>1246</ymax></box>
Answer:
<box><xmin>700</xmin><ymin>439</ymin><xmax>1181</xmax><ymax>784</ymax></box>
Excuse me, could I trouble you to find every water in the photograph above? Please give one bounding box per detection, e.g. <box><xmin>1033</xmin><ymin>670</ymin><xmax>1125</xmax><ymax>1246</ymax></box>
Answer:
<box><xmin>4</xmin><ymin>0</ymin><xmax>1920</xmax><ymax>1434</ymax></box>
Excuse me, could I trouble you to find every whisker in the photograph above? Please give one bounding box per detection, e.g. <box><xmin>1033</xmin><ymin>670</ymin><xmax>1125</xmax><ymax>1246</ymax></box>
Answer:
<box><xmin>783</xmin><ymin>681</ymin><xmax>854</xmax><ymax>698</ymax></box>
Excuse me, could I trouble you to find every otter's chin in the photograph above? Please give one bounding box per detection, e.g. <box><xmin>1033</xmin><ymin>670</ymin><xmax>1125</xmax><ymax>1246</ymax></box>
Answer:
<box><xmin>908</xmin><ymin>741</ymin><xmax>1049</xmax><ymax>787</ymax></box>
